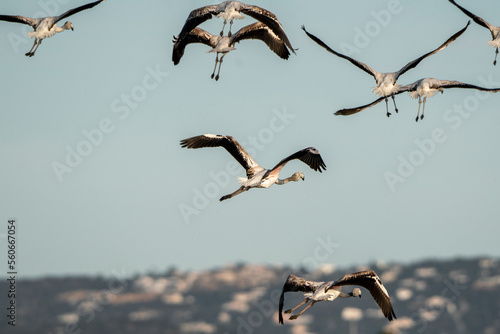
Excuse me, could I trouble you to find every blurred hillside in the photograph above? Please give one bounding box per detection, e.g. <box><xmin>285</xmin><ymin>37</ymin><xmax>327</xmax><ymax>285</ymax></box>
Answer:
<box><xmin>2</xmin><ymin>257</ymin><xmax>499</xmax><ymax>334</ymax></box>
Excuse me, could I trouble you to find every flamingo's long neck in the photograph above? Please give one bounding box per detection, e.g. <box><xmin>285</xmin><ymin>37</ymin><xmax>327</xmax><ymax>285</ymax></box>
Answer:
<box><xmin>338</xmin><ymin>291</ymin><xmax>355</xmax><ymax>298</ymax></box>
<box><xmin>276</xmin><ymin>176</ymin><xmax>292</xmax><ymax>185</ymax></box>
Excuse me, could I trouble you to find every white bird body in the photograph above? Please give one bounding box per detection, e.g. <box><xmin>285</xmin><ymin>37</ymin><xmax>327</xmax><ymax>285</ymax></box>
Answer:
<box><xmin>206</xmin><ymin>35</ymin><xmax>236</xmax><ymax>54</ymax></box>
<box><xmin>302</xmin><ymin>22</ymin><xmax>469</xmax><ymax>117</ymax></box>
<box><xmin>215</xmin><ymin>1</ymin><xmax>245</xmax><ymax>22</ymax></box>
<box><xmin>180</xmin><ymin>134</ymin><xmax>325</xmax><ymax>202</ymax></box>
<box><xmin>373</xmin><ymin>72</ymin><xmax>401</xmax><ymax>97</ymax></box>
<box><xmin>27</xmin><ymin>18</ymin><xmax>73</xmax><ymax>40</ymax></box>
<box><xmin>302</xmin><ymin>284</ymin><xmax>351</xmax><ymax>302</ymax></box>
<box><xmin>407</xmin><ymin>78</ymin><xmax>445</xmax><ymax>100</ymax></box>
<box><xmin>237</xmin><ymin>168</ymin><xmax>268</xmax><ymax>188</ymax></box>
<box><xmin>236</xmin><ymin>164</ymin><xmax>299</xmax><ymax>188</ymax></box>
<box><xmin>0</xmin><ymin>0</ymin><xmax>106</xmax><ymax>57</ymax></box>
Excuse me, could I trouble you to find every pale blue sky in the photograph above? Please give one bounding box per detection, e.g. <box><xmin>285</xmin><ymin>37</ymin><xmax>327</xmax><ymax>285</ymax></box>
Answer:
<box><xmin>1</xmin><ymin>0</ymin><xmax>499</xmax><ymax>278</ymax></box>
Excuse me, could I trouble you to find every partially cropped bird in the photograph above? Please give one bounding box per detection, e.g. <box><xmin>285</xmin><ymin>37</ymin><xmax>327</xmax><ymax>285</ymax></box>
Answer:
<box><xmin>176</xmin><ymin>0</ymin><xmax>294</xmax><ymax>54</ymax></box>
<box><xmin>335</xmin><ymin>78</ymin><xmax>500</xmax><ymax>121</ymax></box>
<box><xmin>448</xmin><ymin>0</ymin><xmax>500</xmax><ymax>65</ymax></box>
<box><xmin>0</xmin><ymin>0</ymin><xmax>106</xmax><ymax>57</ymax></box>
<box><xmin>279</xmin><ymin>271</ymin><xmax>396</xmax><ymax>324</ymax></box>
<box><xmin>302</xmin><ymin>22</ymin><xmax>469</xmax><ymax>117</ymax></box>
<box><xmin>173</xmin><ymin>22</ymin><xmax>291</xmax><ymax>80</ymax></box>
<box><xmin>180</xmin><ymin>134</ymin><xmax>326</xmax><ymax>202</ymax></box>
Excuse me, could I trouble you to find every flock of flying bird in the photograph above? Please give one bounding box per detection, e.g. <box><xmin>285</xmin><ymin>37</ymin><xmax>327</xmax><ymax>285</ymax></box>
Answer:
<box><xmin>1</xmin><ymin>0</ymin><xmax>499</xmax><ymax>326</ymax></box>
<box><xmin>170</xmin><ymin>0</ymin><xmax>500</xmax><ymax>121</ymax></box>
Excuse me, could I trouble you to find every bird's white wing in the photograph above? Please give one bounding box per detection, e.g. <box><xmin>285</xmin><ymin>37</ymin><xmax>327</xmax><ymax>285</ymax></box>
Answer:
<box><xmin>271</xmin><ymin>147</ymin><xmax>326</xmax><ymax>173</ymax></box>
<box><xmin>278</xmin><ymin>274</ymin><xmax>322</xmax><ymax>324</ymax></box>
<box><xmin>396</xmin><ymin>21</ymin><xmax>470</xmax><ymax>79</ymax></box>
<box><xmin>172</xmin><ymin>27</ymin><xmax>215</xmax><ymax>65</ymax></box>
<box><xmin>54</xmin><ymin>0</ymin><xmax>106</xmax><ymax>25</ymax></box>
<box><xmin>302</xmin><ymin>26</ymin><xmax>377</xmax><ymax>78</ymax></box>
<box><xmin>180</xmin><ymin>134</ymin><xmax>261</xmax><ymax>178</ymax></box>
<box><xmin>231</xmin><ymin>22</ymin><xmax>290</xmax><ymax>59</ymax></box>
<box><xmin>238</xmin><ymin>3</ymin><xmax>295</xmax><ymax>54</ymax></box>
<box><xmin>328</xmin><ymin>270</ymin><xmax>397</xmax><ymax>321</ymax></box>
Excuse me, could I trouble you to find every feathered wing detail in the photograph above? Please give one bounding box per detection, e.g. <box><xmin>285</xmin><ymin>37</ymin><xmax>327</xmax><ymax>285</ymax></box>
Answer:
<box><xmin>53</xmin><ymin>0</ymin><xmax>106</xmax><ymax>26</ymax></box>
<box><xmin>238</xmin><ymin>4</ymin><xmax>295</xmax><ymax>54</ymax></box>
<box><xmin>335</xmin><ymin>97</ymin><xmax>386</xmax><ymax>116</ymax></box>
<box><xmin>400</xmin><ymin>78</ymin><xmax>500</xmax><ymax>98</ymax></box>
<box><xmin>0</xmin><ymin>15</ymin><xmax>37</xmax><ymax>27</ymax></box>
<box><xmin>328</xmin><ymin>270</ymin><xmax>397</xmax><ymax>321</ymax></box>
<box><xmin>231</xmin><ymin>22</ymin><xmax>290</xmax><ymax>59</ymax></box>
<box><xmin>334</xmin><ymin>88</ymin><xmax>410</xmax><ymax>116</ymax></box>
<box><xmin>396</xmin><ymin>21</ymin><xmax>470</xmax><ymax>79</ymax></box>
<box><xmin>448</xmin><ymin>0</ymin><xmax>494</xmax><ymax>36</ymax></box>
<box><xmin>172</xmin><ymin>27</ymin><xmax>215</xmax><ymax>65</ymax></box>
<box><xmin>435</xmin><ymin>80</ymin><xmax>500</xmax><ymax>92</ymax></box>
<box><xmin>177</xmin><ymin>5</ymin><xmax>219</xmax><ymax>38</ymax></box>
<box><xmin>271</xmin><ymin>147</ymin><xmax>326</xmax><ymax>173</ymax></box>
<box><xmin>278</xmin><ymin>274</ymin><xmax>322</xmax><ymax>324</ymax></box>
<box><xmin>302</xmin><ymin>25</ymin><xmax>377</xmax><ymax>78</ymax></box>
<box><xmin>399</xmin><ymin>80</ymin><xmax>421</xmax><ymax>92</ymax></box>
<box><xmin>180</xmin><ymin>134</ymin><xmax>262</xmax><ymax>178</ymax></box>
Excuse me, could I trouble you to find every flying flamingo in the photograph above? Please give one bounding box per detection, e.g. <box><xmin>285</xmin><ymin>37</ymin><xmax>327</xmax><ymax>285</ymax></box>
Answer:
<box><xmin>180</xmin><ymin>134</ymin><xmax>326</xmax><ymax>202</ymax></box>
<box><xmin>335</xmin><ymin>78</ymin><xmax>500</xmax><ymax>121</ymax></box>
<box><xmin>279</xmin><ymin>271</ymin><xmax>396</xmax><ymax>324</ymax></box>
<box><xmin>0</xmin><ymin>0</ymin><xmax>106</xmax><ymax>57</ymax></box>
<box><xmin>173</xmin><ymin>22</ymin><xmax>291</xmax><ymax>80</ymax></box>
<box><xmin>302</xmin><ymin>22</ymin><xmax>470</xmax><ymax>117</ymax></box>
